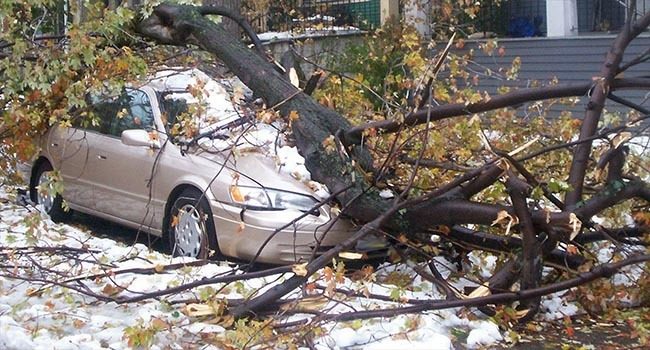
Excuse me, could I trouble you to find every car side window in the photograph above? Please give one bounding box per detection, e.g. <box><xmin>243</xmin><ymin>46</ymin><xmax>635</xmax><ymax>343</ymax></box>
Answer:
<box><xmin>111</xmin><ymin>89</ymin><xmax>155</xmax><ymax>137</ymax></box>
<box><xmin>87</xmin><ymin>99</ymin><xmax>120</xmax><ymax>134</ymax></box>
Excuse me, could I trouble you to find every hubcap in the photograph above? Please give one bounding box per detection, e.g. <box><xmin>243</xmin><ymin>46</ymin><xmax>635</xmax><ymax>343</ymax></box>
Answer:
<box><xmin>174</xmin><ymin>204</ymin><xmax>205</xmax><ymax>257</ymax></box>
<box><xmin>37</xmin><ymin>171</ymin><xmax>55</xmax><ymax>214</ymax></box>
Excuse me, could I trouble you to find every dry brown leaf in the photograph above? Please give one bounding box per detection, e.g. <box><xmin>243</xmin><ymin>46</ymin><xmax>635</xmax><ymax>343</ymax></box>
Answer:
<box><xmin>568</xmin><ymin>213</ymin><xmax>582</xmax><ymax>241</ymax></box>
<box><xmin>611</xmin><ymin>132</ymin><xmax>632</xmax><ymax>149</ymax></box>
<box><xmin>151</xmin><ymin>317</ymin><xmax>168</xmax><ymax>330</ymax></box>
<box><xmin>292</xmin><ymin>296</ymin><xmax>328</xmax><ymax>311</ymax></box>
<box><xmin>339</xmin><ymin>252</ymin><xmax>364</xmax><ymax>260</ymax></box>
<box><xmin>185</xmin><ymin>303</ymin><xmax>213</xmax><ymax>317</ymax></box>
<box><xmin>514</xmin><ymin>309</ymin><xmax>530</xmax><ymax>319</ymax></box>
<box><xmin>101</xmin><ymin>283</ymin><xmax>122</xmax><ymax>296</ymax></box>
<box><xmin>491</xmin><ymin>210</ymin><xmax>518</xmax><ymax>236</ymax></box>
<box><xmin>467</xmin><ymin>283</ymin><xmax>491</xmax><ymax>299</ymax></box>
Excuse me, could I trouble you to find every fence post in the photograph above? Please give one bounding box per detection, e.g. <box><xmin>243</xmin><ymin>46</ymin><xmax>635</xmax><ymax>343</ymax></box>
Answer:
<box><xmin>380</xmin><ymin>0</ymin><xmax>399</xmax><ymax>26</ymax></box>
<box><xmin>546</xmin><ymin>0</ymin><xmax>578</xmax><ymax>37</ymax></box>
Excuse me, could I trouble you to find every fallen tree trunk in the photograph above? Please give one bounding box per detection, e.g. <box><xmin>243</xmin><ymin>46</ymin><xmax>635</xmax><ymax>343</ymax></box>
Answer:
<box><xmin>135</xmin><ymin>4</ymin><xmax>650</xmax><ymax>318</ymax></box>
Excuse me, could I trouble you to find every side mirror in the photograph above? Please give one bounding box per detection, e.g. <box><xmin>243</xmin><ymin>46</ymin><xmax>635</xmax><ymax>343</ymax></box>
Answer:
<box><xmin>121</xmin><ymin>129</ymin><xmax>161</xmax><ymax>149</ymax></box>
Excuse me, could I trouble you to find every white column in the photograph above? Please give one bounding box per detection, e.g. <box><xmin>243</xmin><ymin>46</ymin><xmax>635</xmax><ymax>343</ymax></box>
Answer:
<box><xmin>380</xmin><ymin>0</ymin><xmax>399</xmax><ymax>26</ymax></box>
<box><xmin>403</xmin><ymin>0</ymin><xmax>431</xmax><ymax>38</ymax></box>
<box><xmin>546</xmin><ymin>0</ymin><xmax>578</xmax><ymax>37</ymax></box>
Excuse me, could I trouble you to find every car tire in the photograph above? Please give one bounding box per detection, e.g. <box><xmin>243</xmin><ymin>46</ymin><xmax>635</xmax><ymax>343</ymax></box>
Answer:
<box><xmin>166</xmin><ymin>188</ymin><xmax>220</xmax><ymax>259</ymax></box>
<box><xmin>30</xmin><ymin>162</ymin><xmax>71</xmax><ymax>222</ymax></box>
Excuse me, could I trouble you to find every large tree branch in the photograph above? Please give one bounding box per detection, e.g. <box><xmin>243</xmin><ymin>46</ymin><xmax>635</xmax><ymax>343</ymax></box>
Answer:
<box><xmin>506</xmin><ymin>173</ymin><xmax>542</xmax><ymax>317</ymax></box>
<box><xmin>344</xmin><ymin>78</ymin><xmax>650</xmax><ymax>144</ymax></box>
<box><xmin>314</xmin><ymin>254</ymin><xmax>650</xmax><ymax>322</ymax></box>
<box><xmin>565</xmin><ymin>11</ymin><xmax>650</xmax><ymax>208</ymax></box>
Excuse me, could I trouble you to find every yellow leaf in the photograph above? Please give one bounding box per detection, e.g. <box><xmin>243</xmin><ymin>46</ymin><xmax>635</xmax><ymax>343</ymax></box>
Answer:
<box><xmin>514</xmin><ymin>309</ymin><xmax>530</xmax><ymax>319</ymax></box>
<box><xmin>154</xmin><ymin>264</ymin><xmax>164</xmax><ymax>273</ymax></box>
<box><xmin>170</xmin><ymin>215</ymin><xmax>179</xmax><ymax>228</ymax></box>
<box><xmin>292</xmin><ymin>262</ymin><xmax>308</xmax><ymax>276</ymax></box>
<box><xmin>288</xmin><ymin>110</ymin><xmax>300</xmax><ymax>122</ymax></box>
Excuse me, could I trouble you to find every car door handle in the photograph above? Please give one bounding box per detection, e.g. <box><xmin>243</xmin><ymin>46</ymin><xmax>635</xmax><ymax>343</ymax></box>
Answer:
<box><xmin>97</xmin><ymin>155</ymin><xmax>107</xmax><ymax>160</ymax></box>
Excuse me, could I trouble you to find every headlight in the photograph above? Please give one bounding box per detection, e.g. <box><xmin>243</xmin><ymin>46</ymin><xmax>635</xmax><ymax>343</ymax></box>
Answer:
<box><xmin>229</xmin><ymin>185</ymin><xmax>319</xmax><ymax>212</ymax></box>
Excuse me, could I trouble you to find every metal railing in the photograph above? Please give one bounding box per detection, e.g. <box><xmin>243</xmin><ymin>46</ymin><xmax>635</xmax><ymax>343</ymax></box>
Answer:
<box><xmin>578</xmin><ymin>0</ymin><xmax>649</xmax><ymax>32</ymax></box>
<box><xmin>473</xmin><ymin>0</ymin><xmax>648</xmax><ymax>37</ymax></box>
<box><xmin>244</xmin><ymin>0</ymin><xmax>380</xmax><ymax>33</ymax></box>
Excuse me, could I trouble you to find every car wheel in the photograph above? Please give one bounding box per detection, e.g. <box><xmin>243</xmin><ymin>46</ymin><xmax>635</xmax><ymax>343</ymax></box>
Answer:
<box><xmin>167</xmin><ymin>188</ymin><xmax>219</xmax><ymax>259</ymax></box>
<box><xmin>30</xmin><ymin>162</ymin><xmax>70</xmax><ymax>222</ymax></box>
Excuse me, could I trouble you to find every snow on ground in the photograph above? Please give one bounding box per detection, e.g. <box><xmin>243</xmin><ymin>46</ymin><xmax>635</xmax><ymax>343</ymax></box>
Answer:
<box><xmin>1</xmin><ymin>186</ymin><xmax>645</xmax><ymax>349</ymax></box>
<box><xmin>0</xmin><ymin>188</ymin><xmax>511</xmax><ymax>349</ymax></box>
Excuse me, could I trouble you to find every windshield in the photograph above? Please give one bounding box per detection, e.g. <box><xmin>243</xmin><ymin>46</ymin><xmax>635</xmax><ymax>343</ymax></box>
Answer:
<box><xmin>148</xmin><ymin>69</ymin><xmax>246</xmax><ymax>142</ymax></box>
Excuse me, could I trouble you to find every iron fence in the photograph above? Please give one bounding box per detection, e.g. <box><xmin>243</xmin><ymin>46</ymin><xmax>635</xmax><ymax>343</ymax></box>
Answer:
<box><xmin>474</xmin><ymin>0</ymin><xmax>546</xmax><ymax>37</ymax></box>
<box><xmin>578</xmin><ymin>0</ymin><xmax>649</xmax><ymax>32</ymax></box>
<box><xmin>473</xmin><ymin>0</ymin><xmax>648</xmax><ymax>37</ymax></box>
<box><xmin>244</xmin><ymin>0</ymin><xmax>380</xmax><ymax>33</ymax></box>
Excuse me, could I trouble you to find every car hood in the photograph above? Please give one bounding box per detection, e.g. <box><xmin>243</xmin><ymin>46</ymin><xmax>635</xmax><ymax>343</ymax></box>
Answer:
<box><xmin>195</xmin><ymin>147</ymin><xmax>319</xmax><ymax>198</ymax></box>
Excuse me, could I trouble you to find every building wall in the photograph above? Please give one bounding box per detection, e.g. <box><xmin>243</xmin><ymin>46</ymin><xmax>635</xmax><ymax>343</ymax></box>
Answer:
<box><xmin>447</xmin><ymin>35</ymin><xmax>650</xmax><ymax>117</ymax></box>
<box><xmin>264</xmin><ymin>32</ymin><xmax>366</xmax><ymax>75</ymax></box>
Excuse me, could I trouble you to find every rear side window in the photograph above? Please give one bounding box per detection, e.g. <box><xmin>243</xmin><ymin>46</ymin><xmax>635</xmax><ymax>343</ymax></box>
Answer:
<box><xmin>85</xmin><ymin>89</ymin><xmax>155</xmax><ymax>137</ymax></box>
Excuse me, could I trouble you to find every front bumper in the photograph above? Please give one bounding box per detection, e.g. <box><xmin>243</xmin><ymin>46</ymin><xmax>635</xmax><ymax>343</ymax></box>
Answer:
<box><xmin>210</xmin><ymin>201</ymin><xmax>387</xmax><ymax>264</ymax></box>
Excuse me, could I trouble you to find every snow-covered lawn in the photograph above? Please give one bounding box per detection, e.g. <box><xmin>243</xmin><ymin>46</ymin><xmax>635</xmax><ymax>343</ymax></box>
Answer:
<box><xmin>0</xmin><ymin>188</ymin><xmax>514</xmax><ymax>349</ymax></box>
<box><xmin>6</xmin><ymin>184</ymin><xmax>643</xmax><ymax>349</ymax></box>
